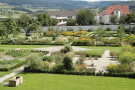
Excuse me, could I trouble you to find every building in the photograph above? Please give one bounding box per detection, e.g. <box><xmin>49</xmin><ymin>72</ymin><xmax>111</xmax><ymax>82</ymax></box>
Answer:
<box><xmin>95</xmin><ymin>5</ymin><xmax>130</xmax><ymax>24</ymax></box>
<box><xmin>47</xmin><ymin>11</ymin><xmax>78</xmax><ymax>26</ymax></box>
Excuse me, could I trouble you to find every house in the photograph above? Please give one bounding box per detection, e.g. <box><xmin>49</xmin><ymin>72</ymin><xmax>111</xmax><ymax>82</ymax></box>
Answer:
<box><xmin>95</xmin><ymin>5</ymin><xmax>130</xmax><ymax>24</ymax></box>
<box><xmin>47</xmin><ymin>11</ymin><xmax>78</xmax><ymax>26</ymax></box>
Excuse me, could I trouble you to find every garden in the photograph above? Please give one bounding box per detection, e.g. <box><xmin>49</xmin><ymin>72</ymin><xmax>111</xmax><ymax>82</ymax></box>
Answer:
<box><xmin>0</xmin><ymin>18</ymin><xmax>135</xmax><ymax>89</ymax></box>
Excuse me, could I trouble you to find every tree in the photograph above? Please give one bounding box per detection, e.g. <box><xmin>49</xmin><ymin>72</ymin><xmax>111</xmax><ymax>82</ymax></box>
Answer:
<box><xmin>36</xmin><ymin>12</ymin><xmax>51</xmax><ymax>26</ymax></box>
<box><xmin>120</xmin><ymin>15</ymin><xmax>127</xmax><ymax>24</ymax></box>
<box><xmin>63</xmin><ymin>56</ymin><xmax>73</xmax><ymax>70</ymax></box>
<box><xmin>17</xmin><ymin>13</ymin><xmax>39</xmax><ymax>36</ymax></box>
<box><xmin>125</xmin><ymin>12</ymin><xmax>135</xmax><ymax>24</ymax></box>
<box><xmin>67</xmin><ymin>18</ymin><xmax>76</xmax><ymax>26</ymax></box>
<box><xmin>4</xmin><ymin>17</ymin><xmax>18</xmax><ymax>38</ymax></box>
<box><xmin>76</xmin><ymin>9</ymin><xmax>96</xmax><ymax>25</ymax></box>
<box><xmin>117</xmin><ymin>25</ymin><xmax>126</xmax><ymax>43</ymax></box>
<box><xmin>0</xmin><ymin>21</ymin><xmax>7</xmax><ymax>38</ymax></box>
<box><xmin>51</xmin><ymin>18</ymin><xmax>58</xmax><ymax>26</ymax></box>
<box><xmin>110</xmin><ymin>15</ymin><xmax>119</xmax><ymax>25</ymax></box>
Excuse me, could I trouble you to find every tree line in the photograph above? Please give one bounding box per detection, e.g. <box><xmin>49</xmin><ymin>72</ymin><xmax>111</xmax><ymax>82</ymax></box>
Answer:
<box><xmin>0</xmin><ymin>13</ymin><xmax>58</xmax><ymax>38</ymax></box>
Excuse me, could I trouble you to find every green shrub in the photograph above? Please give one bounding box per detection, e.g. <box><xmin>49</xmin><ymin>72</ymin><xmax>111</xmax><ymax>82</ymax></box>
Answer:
<box><xmin>74</xmin><ymin>64</ymin><xmax>86</xmax><ymax>72</ymax></box>
<box><xmin>63</xmin><ymin>56</ymin><xmax>73</xmax><ymax>71</ymax></box>
<box><xmin>61</xmin><ymin>44</ymin><xmax>72</xmax><ymax>53</ymax></box>
<box><xmin>107</xmin><ymin>64</ymin><xmax>119</xmax><ymax>73</ymax></box>
<box><xmin>54</xmin><ymin>55</ymin><xmax>63</xmax><ymax>65</ymax></box>
<box><xmin>43</xmin><ymin>61</ymin><xmax>50</xmax><ymax>71</ymax></box>
<box><xmin>42</xmin><ymin>56</ymin><xmax>54</xmax><ymax>62</ymax></box>
<box><xmin>25</xmin><ymin>53</ymin><xmax>44</xmax><ymax>71</ymax></box>
<box><xmin>118</xmin><ymin>51</ymin><xmax>135</xmax><ymax>64</ymax></box>
<box><xmin>51</xmin><ymin>64</ymin><xmax>64</xmax><ymax>72</ymax></box>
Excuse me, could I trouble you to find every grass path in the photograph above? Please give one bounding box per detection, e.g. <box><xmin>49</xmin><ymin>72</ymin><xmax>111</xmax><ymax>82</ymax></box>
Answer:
<box><xmin>0</xmin><ymin>73</ymin><xmax>135</xmax><ymax>90</ymax></box>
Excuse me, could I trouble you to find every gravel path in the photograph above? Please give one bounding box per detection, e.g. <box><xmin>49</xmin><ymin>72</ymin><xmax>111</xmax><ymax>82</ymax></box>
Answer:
<box><xmin>35</xmin><ymin>46</ymin><xmax>91</xmax><ymax>52</ymax></box>
<box><xmin>0</xmin><ymin>66</ymin><xmax>24</xmax><ymax>83</ymax></box>
<box><xmin>85</xmin><ymin>50</ymin><xmax>119</xmax><ymax>73</ymax></box>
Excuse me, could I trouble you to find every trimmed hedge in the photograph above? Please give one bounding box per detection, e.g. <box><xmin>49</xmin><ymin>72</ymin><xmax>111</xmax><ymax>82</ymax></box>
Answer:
<box><xmin>24</xmin><ymin>67</ymin><xmax>135</xmax><ymax>78</ymax></box>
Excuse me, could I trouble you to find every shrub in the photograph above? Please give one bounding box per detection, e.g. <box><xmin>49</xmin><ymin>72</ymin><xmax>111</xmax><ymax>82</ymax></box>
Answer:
<box><xmin>11</xmin><ymin>37</ymin><xmax>26</xmax><ymax>45</ymax></box>
<box><xmin>43</xmin><ymin>61</ymin><xmax>50</xmax><ymax>71</ymax></box>
<box><xmin>74</xmin><ymin>64</ymin><xmax>86</xmax><ymax>72</ymax></box>
<box><xmin>107</xmin><ymin>64</ymin><xmax>119</xmax><ymax>73</ymax></box>
<box><xmin>118</xmin><ymin>51</ymin><xmax>135</xmax><ymax>64</ymax></box>
<box><xmin>61</xmin><ymin>44</ymin><xmax>72</xmax><ymax>53</ymax></box>
<box><xmin>42</xmin><ymin>56</ymin><xmax>54</xmax><ymax>62</ymax></box>
<box><xmin>76</xmin><ymin>57</ymin><xmax>85</xmax><ymax>64</ymax></box>
<box><xmin>72</xmin><ymin>38</ymin><xmax>93</xmax><ymax>46</ymax></box>
<box><xmin>51</xmin><ymin>64</ymin><xmax>64</xmax><ymax>73</ymax></box>
<box><xmin>63</xmin><ymin>56</ymin><xmax>73</xmax><ymax>71</ymax></box>
<box><xmin>110</xmin><ymin>51</ymin><xmax>116</xmax><ymax>58</ymax></box>
<box><xmin>25</xmin><ymin>53</ymin><xmax>44</xmax><ymax>71</ymax></box>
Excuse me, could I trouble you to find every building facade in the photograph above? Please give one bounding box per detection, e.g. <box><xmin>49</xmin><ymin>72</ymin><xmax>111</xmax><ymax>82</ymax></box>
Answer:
<box><xmin>95</xmin><ymin>5</ymin><xmax>131</xmax><ymax>25</ymax></box>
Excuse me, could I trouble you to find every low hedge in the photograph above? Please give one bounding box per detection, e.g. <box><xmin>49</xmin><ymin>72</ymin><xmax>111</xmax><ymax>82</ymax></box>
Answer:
<box><xmin>24</xmin><ymin>67</ymin><xmax>95</xmax><ymax>76</ymax></box>
<box><xmin>0</xmin><ymin>60</ymin><xmax>25</xmax><ymax>71</ymax></box>
<box><xmin>6</xmin><ymin>49</ymin><xmax>49</xmax><ymax>57</ymax></box>
<box><xmin>24</xmin><ymin>67</ymin><xmax>135</xmax><ymax>78</ymax></box>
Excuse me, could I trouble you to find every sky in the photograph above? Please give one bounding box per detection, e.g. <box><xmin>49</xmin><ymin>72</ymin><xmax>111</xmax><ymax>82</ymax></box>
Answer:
<box><xmin>80</xmin><ymin>0</ymin><xmax>134</xmax><ymax>2</ymax></box>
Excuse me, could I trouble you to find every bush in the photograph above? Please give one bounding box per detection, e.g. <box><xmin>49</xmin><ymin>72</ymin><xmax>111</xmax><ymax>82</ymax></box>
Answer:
<box><xmin>43</xmin><ymin>61</ymin><xmax>50</xmax><ymax>71</ymax></box>
<box><xmin>42</xmin><ymin>56</ymin><xmax>54</xmax><ymax>62</ymax></box>
<box><xmin>61</xmin><ymin>44</ymin><xmax>72</xmax><ymax>53</ymax></box>
<box><xmin>63</xmin><ymin>56</ymin><xmax>73</xmax><ymax>71</ymax></box>
<box><xmin>72</xmin><ymin>38</ymin><xmax>93</xmax><ymax>46</ymax></box>
<box><xmin>110</xmin><ymin>51</ymin><xmax>116</xmax><ymax>58</ymax></box>
<box><xmin>74</xmin><ymin>64</ymin><xmax>86</xmax><ymax>72</ymax></box>
<box><xmin>25</xmin><ymin>53</ymin><xmax>44</xmax><ymax>71</ymax></box>
<box><xmin>107</xmin><ymin>64</ymin><xmax>119</xmax><ymax>73</ymax></box>
<box><xmin>118</xmin><ymin>51</ymin><xmax>135</xmax><ymax>64</ymax></box>
<box><xmin>51</xmin><ymin>64</ymin><xmax>65</xmax><ymax>73</ymax></box>
<box><xmin>11</xmin><ymin>37</ymin><xmax>26</xmax><ymax>45</ymax></box>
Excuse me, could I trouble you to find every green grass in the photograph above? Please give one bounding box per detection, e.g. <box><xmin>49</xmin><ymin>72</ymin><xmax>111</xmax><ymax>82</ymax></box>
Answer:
<box><xmin>0</xmin><ymin>45</ymin><xmax>60</xmax><ymax>49</ymax></box>
<box><xmin>1</xmin><ymin>73</ymin><xmax>135</xmax><ymax>90</ymax></box>
<box><xmin>79</xmin><ymin>46</ymin><xmax>122</xmax><ymax>51</ymax></box>
<box><xmin>0</xmin><ymin>71</ymin><xmax>12</xmax><ymax>78</ymax></box>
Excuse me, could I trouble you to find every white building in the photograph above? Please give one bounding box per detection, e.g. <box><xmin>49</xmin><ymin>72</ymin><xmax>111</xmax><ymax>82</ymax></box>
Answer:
<box><xmin>95</xmin><ymin>5</ymin><xmax>130</xmax><ymax>25</ymax></box>
<box><xmin>48</xmin><ymin>11</ymin><xmax>78</xmax><ymax>26</ymax></box>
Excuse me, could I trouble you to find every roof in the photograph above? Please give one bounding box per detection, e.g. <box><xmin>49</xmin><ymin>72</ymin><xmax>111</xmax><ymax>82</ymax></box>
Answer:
<box><xmin>47</xmin><ymin>11</ymin><xmax>78</xmax><ymax>17</ymax></box>
<box><xmin>104</xmin><ymin>5</ymin><xmax>130</xmax><ymax>15</ymax></box>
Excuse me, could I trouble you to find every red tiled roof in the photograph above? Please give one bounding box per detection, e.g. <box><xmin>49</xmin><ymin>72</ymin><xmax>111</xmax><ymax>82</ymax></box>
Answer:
<box><xmin>104</xmin><ymin>5</ymin><xmax>130</xmax><ymax>15</ymax></box>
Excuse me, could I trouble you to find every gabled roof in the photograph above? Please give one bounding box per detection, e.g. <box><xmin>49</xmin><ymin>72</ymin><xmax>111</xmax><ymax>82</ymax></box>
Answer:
<box><xmin>47</xmin><ymin>11</ymin><xmax>78</xmax><ymax>17</ymax></box>
<box><xmin>104</xmin><ymin>5</ymin><xmax>130</xmax><ymax>15</ymax></box>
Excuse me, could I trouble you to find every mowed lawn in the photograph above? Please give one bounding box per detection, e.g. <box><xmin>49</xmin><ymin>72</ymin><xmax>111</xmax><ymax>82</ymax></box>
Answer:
<box><xmin>0</xmin><ymin>45</ymin><xmax>60</xmax><ymax>49</ymax></box>
<box><xmin>79</xmin><ymin>46</ymin><xmax>122</xmax><ymax>51</ymax></box>
<box><xmin>0</xmin><ymin>71</ymin><xmax>12</xmax><ymax>78</ymax></box>
<box><xmin>0</xmin><ymin>73</ymin><xmax>135</xmax><ymax>90</ymax></box>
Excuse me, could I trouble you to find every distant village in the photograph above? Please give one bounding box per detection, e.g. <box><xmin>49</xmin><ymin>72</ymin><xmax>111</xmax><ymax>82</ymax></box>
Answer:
<box><xmin>0</xmin><ymin>5</ymin><xmax>133</xmax><ymax>26</ymax></box>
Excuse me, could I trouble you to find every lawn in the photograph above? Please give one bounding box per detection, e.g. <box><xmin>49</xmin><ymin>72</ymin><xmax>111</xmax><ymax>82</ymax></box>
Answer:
<box><xmin>79</xmin><ymin>46</ymin><xmax>122</xmax><ymax>51</ymax></box>
<box><xmin>0</xmin><ymin>73</ymin><xmax>135</xmax><ymax>90</ymax></box>
<box><xmin>0</xmin><ymin>45</ymin><xmax>60</xmax><ymax>49</ymax></box>
<box><xmin>0</xmin><ymin>71</ymin><xmax>12</xmax><ymax>78</ymax></box>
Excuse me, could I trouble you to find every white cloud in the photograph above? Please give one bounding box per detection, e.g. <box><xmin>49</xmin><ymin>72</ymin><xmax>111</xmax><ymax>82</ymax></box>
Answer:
<box><xmin>79</xmin><ymin>0</ymin><xmax>134</xmax><ymax>2</ymax></box>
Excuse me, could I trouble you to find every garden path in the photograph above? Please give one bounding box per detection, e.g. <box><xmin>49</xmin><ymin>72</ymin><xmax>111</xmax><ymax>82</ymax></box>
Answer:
<box><xmin>35</xmin><ymin>46</ymin><xmax>91</xmax><ymax>52</ymax></box>
<box><xmin>0</xmin><ymin>66</ymin><xmax>24</xmax><ymax>83</ymax></box>
<box><xmin>85</xmin><ymin>50</ymin><xmax>118</xmax><ymax>73</ymax></box>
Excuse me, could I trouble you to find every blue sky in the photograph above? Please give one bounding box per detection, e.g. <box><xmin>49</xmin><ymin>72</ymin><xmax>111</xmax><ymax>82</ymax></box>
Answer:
<box><xmin>79</xmin><ymin>0</ymin><xmax>134</xmax><ymax>2</ymax></box>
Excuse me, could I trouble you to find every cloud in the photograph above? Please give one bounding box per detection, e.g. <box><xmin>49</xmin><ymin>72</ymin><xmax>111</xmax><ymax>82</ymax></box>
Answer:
<box><xmin>79</xmin><ymin>0</ymin><xmax>134</xmax><ymax>2</ymax></box>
